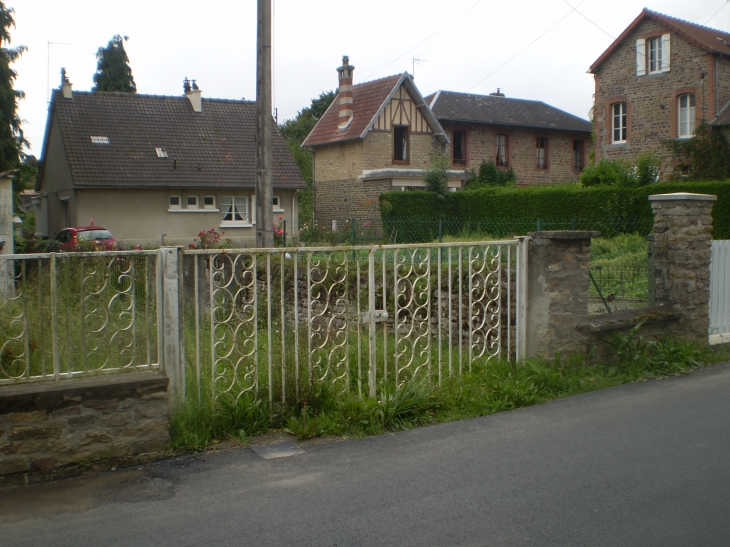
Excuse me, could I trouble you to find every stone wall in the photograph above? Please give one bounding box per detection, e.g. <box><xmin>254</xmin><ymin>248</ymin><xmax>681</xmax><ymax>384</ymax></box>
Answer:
<box><xmin>0</xmin><ymin>372</ymin><xmax>169</xmax><ymax>483</ymax></box>
<box><xmin>593</xmin><ymin>17</ymin><xmax>718</xmax><ymax>178</ymax></box>
<box><xmin>649</xmin><ymin>192</ymin><xmax>714</xmax><ymax>343</ymax></box>
<box><xmin>440</xmin><ymin>123</ymin><xmax>588</xmax><ymax>186</ymax></box>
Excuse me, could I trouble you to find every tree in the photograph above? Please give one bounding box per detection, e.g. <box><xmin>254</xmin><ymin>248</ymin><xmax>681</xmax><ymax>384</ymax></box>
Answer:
<box><xmin>279</xmin><ymin>90</ymin><xmax>336</xmax><ymax>224</ymax></box>
<box><xmin>93</xmin><ymin>35</ymin><xmax>136</xmax><ymax>93</ymax></box>
<box><xmin>0</xmin><ymin>2</ymin><xmax>27</xmax><ymax>171</ymax></box>
<box><xmin>424</xmin><ymin>152</ymin><xmax>449</xmax><ymax>195</ymax></box>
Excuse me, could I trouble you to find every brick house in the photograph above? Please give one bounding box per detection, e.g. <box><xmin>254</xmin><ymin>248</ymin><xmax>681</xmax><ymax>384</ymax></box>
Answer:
<box><xmin>303</xmin><ymin>57</ymin><xmax>591</xmax><ymax>225</ymax></box>
<box><xmin>426</xmin><ymin>90</ymin><xmax>592</xmax><ymax>187</ymax></box>
<box><xmin>590</xmin><ymin>9</ymin><xmax>730</xmax><ymax>178</ymax></box>
<box><xmin>35</xmin><ymin>75</ymin><xmax>305</xmax><ymax>246</ymax></box>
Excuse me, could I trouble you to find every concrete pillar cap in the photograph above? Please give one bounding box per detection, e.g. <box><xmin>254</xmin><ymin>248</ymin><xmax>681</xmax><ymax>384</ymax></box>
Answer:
<box><xmin>648</xmin><ymin>192</ymin><xmax>717</xmax><ymax>201</ymax></box>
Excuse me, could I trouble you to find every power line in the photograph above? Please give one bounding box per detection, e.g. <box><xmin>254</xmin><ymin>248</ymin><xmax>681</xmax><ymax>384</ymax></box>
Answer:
<box><xmin>363</xmin><ymin>0</ymin><xmax>486</xmax><ymax>80</ymax></box>
<box><xmin>705</xmin><ymin>0</ymin><xmax>729</xmax><ymax>25</ymax></box>
<box><xmin>562</xmin><ymin>0</ymin><xmax>615</xmax><ymax>39</ymax></box>
<box><xmin>466</xmin><ymin>0</ymin><xmax>588</xmax><ymax>92</ymax></box>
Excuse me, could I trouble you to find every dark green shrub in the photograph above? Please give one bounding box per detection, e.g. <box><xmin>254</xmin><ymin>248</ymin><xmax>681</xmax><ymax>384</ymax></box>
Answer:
<box><xmin>465</xmin><ymin>160</ymin><xmax>516</xmax><ymax>188</ymax></box>
<box><xmin>424</xmin><ymin>152</ymin><xmax>449</xmax><ymax>195</ymax></box>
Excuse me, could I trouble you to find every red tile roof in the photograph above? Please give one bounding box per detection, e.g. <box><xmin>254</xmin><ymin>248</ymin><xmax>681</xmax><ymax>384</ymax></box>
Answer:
<box><xmin>302</xmin><ymin>74</ymin><xmax>403</xmax><ymax>147</ymax></box>
<box><xmin>590</xmin><ymin>9</ymin><xmax>730</xmax><ymax>73</ymax></box>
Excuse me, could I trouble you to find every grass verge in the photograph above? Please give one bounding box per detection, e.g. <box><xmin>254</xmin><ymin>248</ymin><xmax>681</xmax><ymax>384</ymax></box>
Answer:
<box><xmin>170</xmin><ymin>330</ymin><xmax>728</xmax><ymax>452</ymax></box>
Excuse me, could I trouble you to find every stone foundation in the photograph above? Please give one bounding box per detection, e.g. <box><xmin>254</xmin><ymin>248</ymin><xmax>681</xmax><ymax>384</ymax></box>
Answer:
<box><xmin>0</xmin><ymin>372</ymin><xmax>169</xmax><ymax>484</ymax></box>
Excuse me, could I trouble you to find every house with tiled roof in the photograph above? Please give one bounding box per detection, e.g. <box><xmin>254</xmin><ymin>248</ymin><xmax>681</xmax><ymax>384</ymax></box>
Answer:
<box><xmin>35</xmin><ymin>75</ymin><xmax>306</xmax><ymax>246</ymax></box>
<box><xmin>590</xmin><ymin>9</ymin><xmax>730</xmax><ymax>177</ymax></box>
<box><xmin>303</xmin><ymin>57</ymin><xmax>591</xmax><ymax>226</ymax></box>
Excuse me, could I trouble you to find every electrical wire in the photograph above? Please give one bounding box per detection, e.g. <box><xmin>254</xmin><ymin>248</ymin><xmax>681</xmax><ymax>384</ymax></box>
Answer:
<box><xmin>562</xmin><ymin>0</ymin><xmax>615</xmax><ymax>39</ymax></box>
<box><xmin>705</xmin><ymin>0</ymin><xmax>729</xmax><ymax>25</ymax></box>
<box><xmin>466</xmin><ymin>0</ymin><xmax>588</xmax><ymax>92</ymax></box>
<box><xmin>363</xmin><ymin>0</ymin><xmax>486</xmax><ymax>80</ymax></box>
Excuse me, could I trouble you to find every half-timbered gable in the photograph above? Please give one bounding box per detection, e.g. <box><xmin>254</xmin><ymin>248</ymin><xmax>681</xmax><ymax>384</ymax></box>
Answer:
<box><xmin>371</xmin><ymin>85</ymin><xmax>435</xmax><ymax>135</ymax></box>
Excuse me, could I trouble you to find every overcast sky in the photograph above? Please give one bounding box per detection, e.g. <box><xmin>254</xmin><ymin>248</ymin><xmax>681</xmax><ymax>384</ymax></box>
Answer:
<box><xmin>10</xmin><ymin>0</ymin><xmax>730</xmax><ymax>157</ymax></box>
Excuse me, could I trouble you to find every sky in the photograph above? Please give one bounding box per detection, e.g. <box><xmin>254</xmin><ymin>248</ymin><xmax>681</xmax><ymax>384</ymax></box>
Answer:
<box><xmin>9</xmin><ymin>0</ymin><xmax>730</xmax><ymax>158</ymax></box>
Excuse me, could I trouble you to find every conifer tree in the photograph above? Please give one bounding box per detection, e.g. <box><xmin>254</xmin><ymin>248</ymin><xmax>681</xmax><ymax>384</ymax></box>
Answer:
<box><xmin>92</xmin><ymin>35</ymin><xmax>136</xmax><ymax>93</ymax></box>
<box><xmin>0</xmin><ymin>2</ymin><xmax>27</xmax><ymax>171</ymax></box>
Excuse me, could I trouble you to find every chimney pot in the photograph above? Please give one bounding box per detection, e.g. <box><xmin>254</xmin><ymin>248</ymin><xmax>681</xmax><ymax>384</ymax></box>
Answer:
<box><xmin>61</xmin><ymin>68</ymin><xmax>73</xmax><ymax>99</ymax></box>
<box><xmin>337</xmin><ymin>56</ymin><xmax>355</xmax><ymax>130</ymax></box>
<box><xmin>489</xmin><ymin>88</ymin><xmax>505</xmax><ymax>97</ymax></box>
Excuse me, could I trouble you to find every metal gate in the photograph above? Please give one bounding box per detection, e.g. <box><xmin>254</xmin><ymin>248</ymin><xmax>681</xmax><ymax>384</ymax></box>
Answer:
<box><xmin>709</xmin><ymin>240</ymin><xmax>730</xmax><ymax>345</ymax></box>
<box><xmin>180</xmin><ymin>239</ymin><xmax>527</xmax><ymax>405</ymax></box>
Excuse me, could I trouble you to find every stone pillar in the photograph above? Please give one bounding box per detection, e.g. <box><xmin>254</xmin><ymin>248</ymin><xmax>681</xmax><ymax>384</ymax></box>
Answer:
<box><xmin>158</xmin><ymin>247</ymin><xmax>184</xmax><ymax>408</ymax></box>
<box><xmin>526</xmin><ymin>231</ymin><xmax>599</xmax><ymax>359</ymax></box>
<box><xmin>649</xmin><ymin>192</ymin><xmax>715</xmax><ymax>344</ymax></box>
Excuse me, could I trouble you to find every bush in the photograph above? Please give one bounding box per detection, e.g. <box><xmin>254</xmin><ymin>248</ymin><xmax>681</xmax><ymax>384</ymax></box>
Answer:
<box><xmin>424</xmin><ymin>152</ymin><xmax>449</xmax><ymax>195</ymax></box>
<box><xmin>665</xmin><ymin>122</ymin><xmax>730</xmax><ymax>180</ymax></box>
<box><xmin>465</xmin><ymin>159</ymin><xmax>516</xmax><ymax>188</ymax></box>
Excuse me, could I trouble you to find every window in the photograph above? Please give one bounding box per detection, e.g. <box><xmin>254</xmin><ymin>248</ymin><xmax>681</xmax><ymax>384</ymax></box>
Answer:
<box><xmin>636</xmin><ymin>35</ymin><xmax>670</xmax><ymax>76</ymax></box>
<box><xmin>221</xmin><ymin>196</ymin><xmax>250</xmax><ymax>225</ymax></box>
<box><xmin>612</xmin><ymin>103</ymin><xmax>627</xmax><ymax>143</ymax></box>
<box><xmin>272</xmin><ymin>195</ymin><xmax>285</xmax><ymax>212</ymax></box>
<box><xmin>393</xmin><ymin>125</ymin><xmax>409</xmax><ymax>163</ymax></box>
<box><xmin>535</xmin><ymin>137</ymin><xmax>548</xmax><ymax>169</ymax></box>
<box><xmin>186</xmin><ymin>195</ymin><xmax>199</xmax><ymax>209</ymax></box>
<box><xmin>203</xmin><ymin>196</ymin><xmax>216</xmax><ymax>209</ymax></box>
<box><xmin>678</xmin><ymin>94</ymin><xmax>696</xmax><ymax>138</ymax></box>
<box><xmin>495</xmin><ymin>134</ymin><xmax>508</xmax><ymax>166</ymax></box>
<box><xmin>648</xmin><ymin>37</ymin><xmax>663</xmax><ymax>73</ymax></box>
<box><xmin>155</xmin><ymin>147</ymin><xmax>168</xmax><ymax>158</ymax></box>
<box><xmin>452</xmin><ymin>130</ymin><xmax>467</xmax><ymax>166</ymax></box>
<box><xmin>169</xmin><ymin>196</ymin><xmax>181</xmax><ymax>210</ymax></box>
<box><xmin>90</xmin><ymin>136</ymin><xmax>110</xmax><ymax>144</ymax></box>
<box><xmin>573</xmin><ymin>140</ymin><xmax>584</xmax><ymax>171</ymax></box>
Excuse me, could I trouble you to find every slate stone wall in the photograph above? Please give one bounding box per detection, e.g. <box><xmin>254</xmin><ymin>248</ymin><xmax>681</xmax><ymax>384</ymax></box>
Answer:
<box><xmin>0</xmin><ymin>372</ymin><xmax>169</xmax><ymax>483</ymax></box>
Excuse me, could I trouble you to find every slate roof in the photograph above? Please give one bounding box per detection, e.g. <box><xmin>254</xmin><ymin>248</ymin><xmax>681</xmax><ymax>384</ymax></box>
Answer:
<box><xmin>302</xmin><ymin>73</ymin><xmax>448</xmax><ymax>147</ymax></box>
<box><xmin>426</xmin><ymin>91</ymin><xmax>592</xmax><ymax>133</ymax></box>
<box><xmin>590</xmin><ymin>9</ymin><xmax>730</xmax><ymax>73</ymax></box>
<box><xmin>38</xmin><ymin>89</ymin><xmax>306</xmax><ymax>190</ymax></box>
<box><xmin>711</xmin><ymin>99</ymin><xmax>730</xmax><ymax>126</ymax></box>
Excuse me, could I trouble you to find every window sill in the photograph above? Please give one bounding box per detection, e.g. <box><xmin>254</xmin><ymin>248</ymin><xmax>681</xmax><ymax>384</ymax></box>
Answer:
<box><xmin>169</xmin><ymin>209</ymin><xmax>220</xmax><ymax>213</ymax></box>
<box><xmin>220</xmin><ymin>223</ymin><xmax>253</xmax><ymax>228</ymax></box>
<box><xmin>610</xmin><ymin>142</ymin><xmax>627</xmax><ymax>147</ymax></box>
<box><xmin>273</xmin><ymin>208</ymin><xmax>285</xmax><ymax>213</ymax></box>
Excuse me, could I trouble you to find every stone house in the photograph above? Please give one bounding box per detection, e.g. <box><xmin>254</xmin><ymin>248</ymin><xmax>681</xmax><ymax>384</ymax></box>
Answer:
<box><xmin>590</xmin><ymin>9</ymin><xmax>730</xmax><ymax>177</ymax></box>
<box><xmin>35</xmin><ymin>75</ymin><xmax>306</xmax><ymax>246</ymax></box>
<box><xmin>303</xmin><ymin>57</ymin><xmax>591</xmax><ymax>225</ymax></box>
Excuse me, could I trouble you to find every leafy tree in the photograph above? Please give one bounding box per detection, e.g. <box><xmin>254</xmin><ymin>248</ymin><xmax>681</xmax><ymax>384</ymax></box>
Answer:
<box><xmin>92</xmin><ymin>35</ymin><xmax>136</xmax><ymax>93</ymax></box>
<box><xmin>424</xmin><ymin>152</ymin><xmax>449</xmax><ymax>195</ymax></box>
<box><xmin>279</xmin><ymin>90</ymin><xmax>336</xmax><ymax>224</ymax></box>
<box><xmin>665</xmin><ymin>122</ymin><xmax>730</xmax><ymax>180</ymax></box>
<box><xmin>0</xmin><ymin>2</ymin><xmax>27</xmax><ymax>171</ymax></box>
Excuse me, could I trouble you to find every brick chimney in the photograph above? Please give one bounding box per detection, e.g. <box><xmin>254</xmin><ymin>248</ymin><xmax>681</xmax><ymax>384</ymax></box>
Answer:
<box><xmin>337</xmin><ymin>56</ymin><xmax>354</xmax><ymax>130</ymax></box>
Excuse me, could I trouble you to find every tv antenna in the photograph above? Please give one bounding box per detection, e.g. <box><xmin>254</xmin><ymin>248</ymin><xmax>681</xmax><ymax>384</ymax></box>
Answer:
<box><xmin>412</xmin><ymin>55</ymin><xmax>427</xmax><ymax>79</ymax></box>
<box><xmin>47</xmin><ymin>41</ymin><xmax>74</xmax><ymax>103</ymax></box>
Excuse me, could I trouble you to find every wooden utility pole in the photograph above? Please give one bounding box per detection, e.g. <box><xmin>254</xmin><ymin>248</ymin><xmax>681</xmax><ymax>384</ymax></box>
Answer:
<box><xmin>256</xmin><ymin>0</ymin><xmax>274</xmax><ymax>247</ymax></box>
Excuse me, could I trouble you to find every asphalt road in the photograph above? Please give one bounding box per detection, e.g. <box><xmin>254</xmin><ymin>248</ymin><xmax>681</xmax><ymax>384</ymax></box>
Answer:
<box><xmin>2</xmin><ymin>362</ymin><xmax>730</xmax><ymax>547</ymax></box>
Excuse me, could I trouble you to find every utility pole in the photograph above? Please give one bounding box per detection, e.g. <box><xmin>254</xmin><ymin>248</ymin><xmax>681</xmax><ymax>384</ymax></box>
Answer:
<box><xmin>256</xmin><ymin>0</ymin><xmax>274</xmax><ymax>247</ymax></box>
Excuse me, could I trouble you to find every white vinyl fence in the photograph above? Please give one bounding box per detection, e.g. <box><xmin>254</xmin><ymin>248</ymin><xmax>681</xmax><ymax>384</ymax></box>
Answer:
<box><xmin>709</xmin><ymin>240</ymin><xmax>730</xmax><ymax>345</ymax></box>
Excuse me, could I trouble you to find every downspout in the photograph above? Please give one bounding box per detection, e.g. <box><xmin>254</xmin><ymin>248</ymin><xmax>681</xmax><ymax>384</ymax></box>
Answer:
<box><xmin>716</xmin><ymin>54</ymin><xmax>720</xmax><ymax>117</ymax></box>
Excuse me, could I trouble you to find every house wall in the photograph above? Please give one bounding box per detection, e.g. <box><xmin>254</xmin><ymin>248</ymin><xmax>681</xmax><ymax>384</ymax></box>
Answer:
<box><xmin>39</xmin><ymin>115</ymin><xmax>76</xmax><ymax>237</ymax></box>
<box><xmin>75</xmin><ymin>188</ymin><xmax>298</xmax><ymax>247</ymax></box>
<box><xmin>593</xmin><ymin>18</ymin><xmax>719</xmax><ymax>178</ymax></box>
<box><xmin>442</xmin><ymin>123</ymin><xmax>589</xmax><ymax>186</ymax></box>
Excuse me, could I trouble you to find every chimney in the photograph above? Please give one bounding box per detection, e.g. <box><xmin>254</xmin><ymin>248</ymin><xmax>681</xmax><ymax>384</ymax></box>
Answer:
<box><xmin>61</xmin><ymin>67</ymin><xmax>72</xmax><ymax>99</ymax></box>
<box><xmin>184</xmin><ymin>77</ymin><xmax>202</xmax><ymax>113</ymax></box>
<box><xmin>489</xmin><ymin>88</ymin><xmax>505</xmax><ymax>97</ymax></box>
<box><xmin>337</xmin><ymin>56</ymin><xmax>354</xmax><ymax>130</ymax></box>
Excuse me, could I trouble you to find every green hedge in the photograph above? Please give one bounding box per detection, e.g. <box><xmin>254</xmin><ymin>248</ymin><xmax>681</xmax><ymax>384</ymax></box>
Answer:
<box><xmin>379</xmin><ymin>181</ymin><xmax>730</xmax><ymax>239</ymax></box>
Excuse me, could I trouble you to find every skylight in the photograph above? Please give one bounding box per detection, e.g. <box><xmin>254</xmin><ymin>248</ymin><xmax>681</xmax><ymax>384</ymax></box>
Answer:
<box><xmin>156</xmin><ymin>148</ymin><xmax>169</xmax><ymax>158</ymax></box>
<box><xmin>90</xmin><ymin>136</ymin><xmax>110</xmax><ymax>144</ymax></box>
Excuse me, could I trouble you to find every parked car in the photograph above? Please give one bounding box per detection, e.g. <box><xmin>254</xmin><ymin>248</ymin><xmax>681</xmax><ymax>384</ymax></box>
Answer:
<box><xmin>55</xmin><ymin>226</ymin><xmax>117</xmax><ymax>251</ymax></box>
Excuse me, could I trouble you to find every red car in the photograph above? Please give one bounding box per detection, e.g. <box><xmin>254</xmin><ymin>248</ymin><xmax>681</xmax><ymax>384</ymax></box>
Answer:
<box><xmin>55</xmin><ymin>226</ymin><xmax>117</xmax><ymax>251</ymax></box>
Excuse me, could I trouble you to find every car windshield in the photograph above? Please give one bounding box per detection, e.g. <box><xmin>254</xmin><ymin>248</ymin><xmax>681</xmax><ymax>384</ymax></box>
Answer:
<box><xmin>78</xmin><ymin>230</ymin><xmax>113</xmax><ymax>241</ymax></box>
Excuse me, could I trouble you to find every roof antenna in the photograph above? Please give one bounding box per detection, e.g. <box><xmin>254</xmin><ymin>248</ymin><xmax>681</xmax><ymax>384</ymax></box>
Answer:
<box><xmin>183</xmin><ymin>77</ymin><xmax>191</xmax><ymax>94</ymax></box>
<box><xmin>412</xmin><ymin>55</ymin><xmax>427</xmax><ymax>79</ymax></box>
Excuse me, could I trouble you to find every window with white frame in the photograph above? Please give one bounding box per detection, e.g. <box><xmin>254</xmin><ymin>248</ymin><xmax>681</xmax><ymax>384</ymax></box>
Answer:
<box><xmin>203</xmin><ymin>195</ymin><xmax>216</xmax><ymax>209</ymax></box>
<box><xmin>221</xmin><ymin>196</ymin><xmax>250</xmax><ymax>225</ymax></box>
<box><xmin>272</xmin><ymin>195</ymin><xmax>284</xmax><ymax>212</ymax></box>
<box><xmin>612</xmin><ymin>103</ymin><xmax>627</xmax><ymax>143</ymax></box>
<box><xmin>636</xmin><ymin>35</ymin><xmax>670</xmax><ymax>76</ymax></box>
<box><xmin>186</xmin><ymin>195</ymin><xmax>199</xmax><ymax>209</ymax></box>
<box><xmin>678</xmin><ymin>94</ymin><xmax>696</xmax><ymax>138</ymax></box>
<box><xmin>169</xmin><ymin>196</ymin><xmax>181</xmax><ymax>210</ymax></box>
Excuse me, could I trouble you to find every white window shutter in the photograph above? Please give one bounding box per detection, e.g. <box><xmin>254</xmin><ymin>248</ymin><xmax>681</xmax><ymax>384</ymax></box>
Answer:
<box><xmin>251</xmin><ymin>194</ymin><xmax>256</xmax><ymax>224</ymax></box>
<box><xmin>636</xmin><ymin>39</ymin><xmax>646</xmax><ymax>76</ymax></box>
<box><xmin>662</xmin><ymin>34</ymin><xmax>671</xmax><ymax>72</ymax></box>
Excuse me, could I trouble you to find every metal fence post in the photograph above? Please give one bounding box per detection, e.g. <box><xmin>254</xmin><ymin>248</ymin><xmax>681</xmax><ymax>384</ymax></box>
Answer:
<box><xmin>159</xmin><ymin>247</ymin><xmax>184</xmax><ymax>407</ymax></box>
<box><xmin>515</xmin><ymin>236</ymin><xmax>530</xmax><ymax>362</ymax></box>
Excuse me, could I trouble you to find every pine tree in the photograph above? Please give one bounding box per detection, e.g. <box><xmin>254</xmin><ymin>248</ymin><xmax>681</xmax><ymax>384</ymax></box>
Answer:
<box><xmin>92</xmin><ymin>35</ymin><xmax>136</xmax><ymax>93</ymax></box>
<box><xmin>0</xmin><ymin>2</ymin><xmax>27</xmax><ymax>171</ymax></box>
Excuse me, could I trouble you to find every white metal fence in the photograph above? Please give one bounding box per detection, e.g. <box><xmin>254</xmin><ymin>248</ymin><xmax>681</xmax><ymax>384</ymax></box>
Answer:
<box><xmin>709</xmin><ymin>240</ymin><xmax>730</xmax><ymax>345</ymax></box>
<box><xmin>0</xmin><ymin>240</ymin><xmax>528</xmax><ymax>405</ymax></box>
<box><xmin>0</xmin><ymin>251</ymin><xmax>159</xmax><ymax>383</ymax></box>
